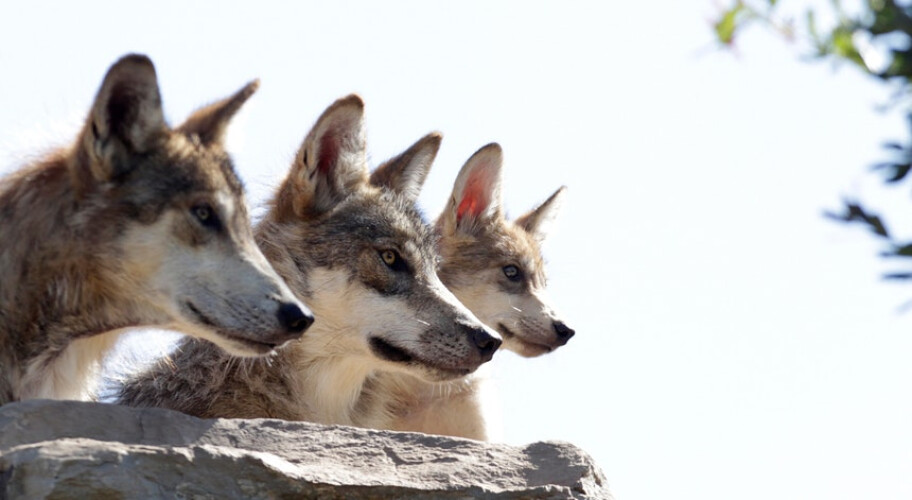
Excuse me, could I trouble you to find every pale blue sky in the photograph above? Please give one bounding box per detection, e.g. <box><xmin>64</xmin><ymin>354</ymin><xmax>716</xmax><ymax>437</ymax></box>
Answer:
<box><xmin>2</xmin><ymin>2</ymin><xmax>911</xmax><ymax>499</ymax></box>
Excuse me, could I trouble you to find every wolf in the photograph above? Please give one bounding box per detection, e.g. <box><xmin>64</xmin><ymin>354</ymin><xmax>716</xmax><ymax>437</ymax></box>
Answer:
<box><xmin>359</xmin><ymin>142</ymin><xmax>573</xmax><ymax>439</ymax></box>
<box><xmin>0</xmin><ymin>54</ymin><xmax>313</xmax><ymax>405</ymax></box>
<box><xmin>116</xmin><ymin>94</ymin><xmax>501</xmax><ymax>424</ymax></box>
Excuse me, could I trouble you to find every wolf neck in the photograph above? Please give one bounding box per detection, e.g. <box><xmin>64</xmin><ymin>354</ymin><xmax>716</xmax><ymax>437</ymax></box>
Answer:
<box><xmin>369</xmin><ymin>370</ymin><xmax>477</xmax><ymax>418</ymax></box>
<box><xmin>282</xmin><ymin>335</ymin><xmax>375</xmax><ymax>425</ymax></box>
<box><xmin>252</xmin><ymin>219</ymin><xmax>374</xmax><ymax>424</ymax></box>
<box><xmin>0</xmin><ymin>156</ymin><xmax>140</xmax><ymax>401</ymax></box>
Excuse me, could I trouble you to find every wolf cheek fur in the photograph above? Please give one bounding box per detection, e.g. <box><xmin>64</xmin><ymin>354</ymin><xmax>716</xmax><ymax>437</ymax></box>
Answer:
<box><xmin>0</xmin><ymin>54</ymin><xmax>313</xmax><ymax>404</ymax></box>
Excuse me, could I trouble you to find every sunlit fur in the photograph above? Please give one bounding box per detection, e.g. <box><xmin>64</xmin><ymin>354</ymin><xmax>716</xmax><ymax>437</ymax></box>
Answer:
<box><xmin>0</xmin><ymin>54</ymin><xmax>311</xmax><ymax>404</ymax></box>
<box><xmin>360</xmin><ymin>142</ymin><xmax>573</xmax><ymax>440</ymax></box>
<box><xmin>116</xmin><ymin>96</ymin><xmax>500</xmax><ymax>423</ymax></box>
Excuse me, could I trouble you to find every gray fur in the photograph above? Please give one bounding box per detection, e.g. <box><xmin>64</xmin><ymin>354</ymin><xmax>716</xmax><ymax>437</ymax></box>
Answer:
<box><xmin>0</xmin><ymin>54</ymin><xmax>310</xmax><ymax>404</ymax></box>
<box><xmin>117</xmin><ymin>96</ymin><xmax>499</xmax><ymax>424</ymax></box>
<box><xmin>354</xmin><ymin>143</ymin><xmax>576</xmax><ymax>440</ymax></box>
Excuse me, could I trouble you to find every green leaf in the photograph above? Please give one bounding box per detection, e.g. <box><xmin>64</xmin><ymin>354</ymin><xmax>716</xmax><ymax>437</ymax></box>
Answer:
<box><xmin>882</xmin><ymin>48</ymin><xmax>912</xmax><ymax>79</ymax></box>
<box><xmin>869</xmin><ymin>0</ymin><xmax>903</xmax><ymax>35</ymax></box>
<box><xmin>830</xmin><ymin>27</ymin><xmax>866</xmax><ymax>67</ymax></box>
<box><xmin>715</xmin><ymin>4</ymin><xmax>745</xmax><ymax>45</ymax></box>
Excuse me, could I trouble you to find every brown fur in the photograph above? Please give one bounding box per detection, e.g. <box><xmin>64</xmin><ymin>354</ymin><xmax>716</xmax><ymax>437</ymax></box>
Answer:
<box><xmin>0</xmin><ymin>54</ymin><xmax>311</xmax><ymax>404</ymax></box>
<box><xmin>116</xmin><ymin>97</ymin><xmax>499</xmax><ymax>424</ymax></box>
<box><xmin>359</xmin><ymin>143</ymin><xmax>573</xmax><ymax>440</ymax></box>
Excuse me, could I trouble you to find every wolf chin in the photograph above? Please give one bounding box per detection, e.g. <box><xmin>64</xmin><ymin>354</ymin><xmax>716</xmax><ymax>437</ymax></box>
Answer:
<box><xmin>0</xmin><ymin>54</ymin><xmax>313</xmax><ymax>404</ymax></box>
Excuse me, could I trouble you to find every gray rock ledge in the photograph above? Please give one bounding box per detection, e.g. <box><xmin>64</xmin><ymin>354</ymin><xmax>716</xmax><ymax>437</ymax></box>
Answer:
<box><xmin>0</xmin><ymin>400</ymin><xmax>611</xmax><ymax>499</ymax></box>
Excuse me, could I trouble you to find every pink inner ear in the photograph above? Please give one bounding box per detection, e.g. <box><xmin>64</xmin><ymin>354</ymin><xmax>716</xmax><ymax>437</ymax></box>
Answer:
<box><xmin>317</xmin><ymin>126</ymin><xmax>340</xmax><ymax>175</ymax></box>
<box><xmin>457</xmin><ymin>175</ymin><xmax>491</xmax><ymax>220</ymax></box>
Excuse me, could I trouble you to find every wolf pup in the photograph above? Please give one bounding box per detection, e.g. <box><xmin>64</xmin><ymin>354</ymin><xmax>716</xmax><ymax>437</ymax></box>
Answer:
<box><xmin>0</xmin><ymin>54</ymin><xmax>313</xmax><ymax>404</ymax></box>
<box><xmin>361</xmin><ymin>142</ymin><xmax>573</xmax><ymax>439</ymax></box>
<box><xmin>116</xmin><ymin>95</ymin><xmax>501</xmax><ymax>423</ymax></box>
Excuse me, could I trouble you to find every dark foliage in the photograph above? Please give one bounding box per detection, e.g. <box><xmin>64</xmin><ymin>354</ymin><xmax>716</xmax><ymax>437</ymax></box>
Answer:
<box><xmin>714</xmin><ymin>0</ymin><xmax>912</xmax><ymax>279</ymax></box>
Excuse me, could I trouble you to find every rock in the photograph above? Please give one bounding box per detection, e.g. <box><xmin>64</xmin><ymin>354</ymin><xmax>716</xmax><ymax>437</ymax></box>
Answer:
<box><xmin>0</xmin><ymin>400</ymin><xmax>612</xmax><ymax>499</ymax></box>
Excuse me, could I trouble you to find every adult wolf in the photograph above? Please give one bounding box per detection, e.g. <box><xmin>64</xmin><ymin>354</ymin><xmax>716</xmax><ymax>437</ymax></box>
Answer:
<box><xmin>361</xmin><ymin>142</ymin><xmax>573</xmax><ymax>439</ymax></box>
<box><xmin>0</xmin><ymin>54</ymin><xmax>313</xmax><ymax>404</ymax></box>
<box><xmin>117</xmin><ymin>95</ymin><xmax>501</xmax><ymax>423</ymax></box>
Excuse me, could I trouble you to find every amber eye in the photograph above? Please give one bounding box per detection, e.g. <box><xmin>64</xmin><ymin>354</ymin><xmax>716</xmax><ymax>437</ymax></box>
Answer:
<box><xmin>502</xmin><ymin>265</ymin><xmax>522</xmax><ymax>282</ymax></box>
<box><xmin>379</xmin><ymin>249</ymin><xmax>409</xmax><ymax>273</ymax></box>
<box><xmin>380</xmin><ymin>250</ymin><xmax>397</xmax><ymax>266</ymax></box>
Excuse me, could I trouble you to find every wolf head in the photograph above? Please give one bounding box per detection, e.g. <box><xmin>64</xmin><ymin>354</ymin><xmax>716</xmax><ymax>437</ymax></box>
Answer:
<box><xmin>261</xmin><ymin>95</ymin><xmax>500</xmax><ymax>382</ymax></box>
<box><xmin>429</xmin><ymin>143</ymin><xmax>574</xmax><ymax>357</ymax></box>
<box><xmin>72</xmin><ymin>54</ymin><xmax>313</xmax><ymax>356</ymax></box>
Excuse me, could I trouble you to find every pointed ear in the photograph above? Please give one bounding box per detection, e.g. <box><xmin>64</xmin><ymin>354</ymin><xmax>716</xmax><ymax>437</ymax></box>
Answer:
<box><xmin>439</xmin><ymin>143</ymin><xmax>503</xmax><ymax>235</ymax></box>
<box><xmin>370</xmin><ymin>131</ymin><xmax>441</xmax><ymax>202</ymax></box>
<box><xmin>177</xmin><ymin>79</ymin><xmax>259</xmax><ymax>146</ymax></box>
<box><xmin>77</xmin><ymin>54</ymin><xmax>165</xmax><ymax>184</ymax></box>
<box><xmin>515</xmin><ymin>186</ymin><xmax>566</xmax><ymax>242</ymax></box>
<box><xmin>273</xmin><ymin>94</ymin><xmax>368</xmax><ymax>220</ymax></box>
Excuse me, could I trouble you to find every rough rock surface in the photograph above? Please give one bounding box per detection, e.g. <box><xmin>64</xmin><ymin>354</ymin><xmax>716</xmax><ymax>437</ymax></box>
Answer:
<box><xmin>0</xmin><ymin>400</ymin><xmax>611</xmax><ymax>499</ymax></box>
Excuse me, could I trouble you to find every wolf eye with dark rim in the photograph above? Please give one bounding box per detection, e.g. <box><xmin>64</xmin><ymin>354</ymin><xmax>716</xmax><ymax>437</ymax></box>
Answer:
<box><xmin>502</xmin><ymin>265</ymin><xmax>522</xmax><ymax>282</ymax></box>
<box><xmin>192</xmin><ymin>203</ymin><xmax>220</xmax><ymax>230</ymax></box>
<box><xmin>379</xmin><ymin>249</ymin><xmax>408</xmax><ymax>272</ymax></box>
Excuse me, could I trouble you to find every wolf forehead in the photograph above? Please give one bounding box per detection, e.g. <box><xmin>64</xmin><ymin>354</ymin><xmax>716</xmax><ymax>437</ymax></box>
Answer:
<box><xmin>305</xmin><ymin>191</ymin><xmax>439</xmax><ymax>258</ymax></box>
<box><xmin>441</xmin><ymin>224</ymin><xmax>546</xmax><ymax>285</ymax></box>
<box><xmin>111</xmin><ymin>135</ymin><xmax>246</xmax><ymax>211</ymax></box>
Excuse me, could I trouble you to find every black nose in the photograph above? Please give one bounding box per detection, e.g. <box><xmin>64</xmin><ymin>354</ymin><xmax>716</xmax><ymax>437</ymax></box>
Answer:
<box><xmin>471</xmin><ymin>327</ymin><xmax>502</xmax><ymax>362</ymax></box>
<box><xmin>553</xmin><ymin>321</ymin><xmax>575</xmax><ymax>345</ymax></box>
<box><xmin>277</xmin><ymin>302</ymin><xmax>314</xmax><ymax>335</ymax></box>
